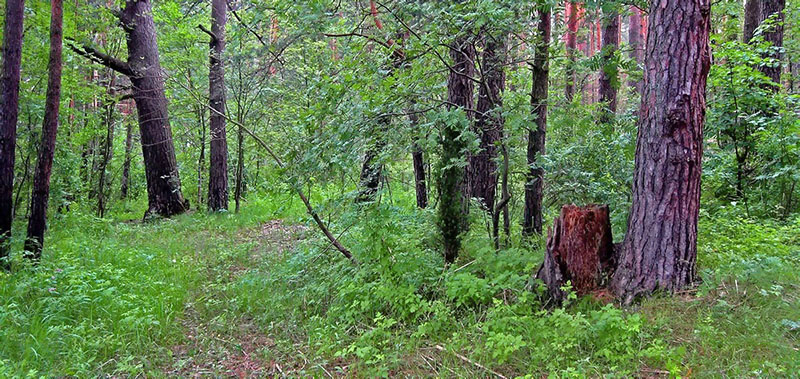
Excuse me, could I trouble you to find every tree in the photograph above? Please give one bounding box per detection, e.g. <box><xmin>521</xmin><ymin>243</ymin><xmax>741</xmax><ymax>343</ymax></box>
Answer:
<box><xmin>598</xmin><ymin>4</ymin><xmax>619</xmax><ymax>121</ymax></box>
<box><xmin>70</xmin><ymin>0</ymin><xmax>188</xmax><ymax>218</ymax></box>
<box><xmin>468</xmin><ymin>34</ymin><xmax>505</xmax><ymax>209</ymax></box>
<box><xmin>628</xmin><ymin>5</ymin><xmax>644</xmax><ymax>92</ymax></box>
<box><xmin>120</xmin><ymin>117</ymin><xmax>134</xmax><ymax>199</ymax></box>
<box><xmin>523</xmin><ymin>5</ymin><xmax>550</xmax><ymax>236</ymax></box>
<box><xmin>611</xmin><ymin>0</ymin><xmax>711</xmax><ymax>303</ymax></box>
<box><xmin>759</xmin><ymin>0</ymin><xmax>786</xmax><ymax>87</ymax></box>
<box><xmin>24</xmin><ymin>0</ymin><xmax>63</xmax><ymax>259</ymax></box>
<box><xmin>439</xmin><ymin>37</ymin><xmax>475</xmax><ymax>263</ymax></box>
<box><xmin>743</xmin><ymin>0</ymin><xmax>761</xmax><ymax>44</ymax></box>
<box><xmin>204</xmin><ymin>0</ymin><xmax>230</xmax><ymax>211</ymax></box>
<box><xmin>0</xmin><ymin>0</ymin><xmax>25</xmax><ymax>260</ymax></box>
<box><xmin>565</xmin><ymin>1</ymin><xmax>579</xmax><ymax>100</ymax></box>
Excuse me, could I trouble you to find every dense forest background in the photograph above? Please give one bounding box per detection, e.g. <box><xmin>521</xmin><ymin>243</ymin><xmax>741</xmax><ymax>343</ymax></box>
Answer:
<box><xmin>0</xmin><ymin>0</ymin><xmax>799</xmax><ymax>376</ymax></box>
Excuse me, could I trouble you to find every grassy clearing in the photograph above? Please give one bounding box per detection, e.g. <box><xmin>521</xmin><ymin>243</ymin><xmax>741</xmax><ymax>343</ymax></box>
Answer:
<box><xmin>0</xmin><ymin>194</ymin><xmax>798</xmax><ymax>377</ymax></box>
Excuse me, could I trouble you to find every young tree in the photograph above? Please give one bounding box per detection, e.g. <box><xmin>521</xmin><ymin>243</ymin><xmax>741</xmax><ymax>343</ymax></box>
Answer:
<box><xmin>523</xmin><ymin>5</ymin><xmax>551</xmax><ymax>236</ymax></box>
<box><xmin>70</xmin><ymin>0</ymin><xmax>188</xmax><ymax>218</ymax></box>
<box><xmin>0</xmin><ymin>0</ymin><xmax>25</xmax><ymax>260</ymax></box>
<box><xmin>565</xmin><ymin>1</ymin><xmax>579</xmax><ymax>100</ymax></box>
<box><xmin>611</xmin><ymin>0</ymin><xmax>711</xmax><ymax>303</ymax></box>
<box><xmin>204</xmin><ymin>0</ymin><xmax>230</xmax><ymax>211</ymax></box>
<box><xmin>120</xmin><ymin>117</ymin><xmax>134</xmax><ymax>199</ymax></box>
<box><xmin>24</xmin><ymin>0</ymin><xmax>63</xmax><ymax>259</ymax></box>
<box><xmin>598</xmin><ymin>5</ymin><xmax>619</xmax><ymax>120</ymax></box>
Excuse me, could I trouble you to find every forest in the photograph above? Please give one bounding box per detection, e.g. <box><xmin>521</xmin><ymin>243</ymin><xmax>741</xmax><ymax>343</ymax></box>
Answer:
<box><xmin>0</xmin><ymin>0</ymin><xmax>799</xmax><ymax>376</ymax></box>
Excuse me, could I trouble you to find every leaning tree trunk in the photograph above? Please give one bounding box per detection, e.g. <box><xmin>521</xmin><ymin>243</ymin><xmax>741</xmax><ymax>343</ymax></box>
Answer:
<box><xmin>206</xmin><ymin>0</ymin><xmax>230</xmax><ymax>211</ymax></box>
<box><xmin>743</xmin><ymin>0</ymin><xmax>761</xmax><ymax>44</ymax></box>
<box><xmin>122</xmin><ymin>0</ymin><xmax>188</xmax><ymax>218</ymax></box>
<box><xmin>611</xmin><ymin>0</ymin><xmax>711</xmax><ymax>304</ymax></box>
<box><xmin>537</xmin><ymin>205</ymin><xmax>614</xmax><ymax>304</ymax></box>
<box><xmin>759</xmin><ymin>0</ymin><xmax>785</xmax><ymax>88</ymax></box>
<box><xmin>627</xmin><ymin>6</ymin><xmax>644</xmax><ymax>93</ymax></box>
<box><xmin>70</xmin><ymin>0</ymin><xmax>189</xmax><ymax>218</ymax></box>
<box><xmin>24</xmin><ymin>0</ymin><xmax>62</xmax><ymax>260</ymax></box>
<box><xmin>523</xmin><ymin>6</ymin><xmax>550</xmax><ymax>236</ymax></box>
<box><xmin>439</xmin><ymin>37</ymin><xmax>475</xmax><ymax>263</ymax></box>
<box><xmin>0</xmin><ymin>0</ymin><xmax>25</xmax><ymax>260</ymax></box>
<box><xmin>468</xmin><ymin>35</ymin><xmax>505</xmax><ymax>209</ymax></box>
<box><xmin>598</xmin><ymin>7</ymin><xmax>619</xmax><ymax>122</ymax></box>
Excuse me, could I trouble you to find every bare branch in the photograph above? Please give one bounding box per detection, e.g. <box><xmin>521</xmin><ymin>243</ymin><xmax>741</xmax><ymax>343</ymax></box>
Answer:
<box><xmin>66</xmin><ymin>38</ymin><xmax>133</xmax><ymax>76</ymax></box>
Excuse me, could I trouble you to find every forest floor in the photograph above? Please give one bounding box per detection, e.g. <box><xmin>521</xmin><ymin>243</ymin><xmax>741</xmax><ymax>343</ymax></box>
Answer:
<box><xmin>1</xmin><ymin>198</ymin><xmax>799</xmax><ymax>376</ymax></box>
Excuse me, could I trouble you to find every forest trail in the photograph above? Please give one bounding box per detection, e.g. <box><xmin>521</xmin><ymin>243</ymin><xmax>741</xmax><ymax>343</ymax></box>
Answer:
<box><xmin>166</xmin><ymin>219</ymin><xmax>311</xmax><ymax>377</ymax></box>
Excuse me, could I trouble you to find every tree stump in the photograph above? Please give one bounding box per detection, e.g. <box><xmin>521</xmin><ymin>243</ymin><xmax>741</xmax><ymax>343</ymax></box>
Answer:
<box><xmin>536</xmin><ymin>205</ymin><xmax>615</xmax><ymax>303</ymax></box>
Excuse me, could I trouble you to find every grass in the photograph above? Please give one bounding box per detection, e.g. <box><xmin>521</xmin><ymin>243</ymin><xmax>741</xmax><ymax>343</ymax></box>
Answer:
<box><xmin>0</xmin><ymin>192</ymin><xmax>798</xmax><ymax>377</ymax></box>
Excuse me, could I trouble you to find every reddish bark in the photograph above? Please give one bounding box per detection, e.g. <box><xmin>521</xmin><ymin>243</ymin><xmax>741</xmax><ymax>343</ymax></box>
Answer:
<box><xmin>0</xmin><ymin>0</ymin><xmax>25</xmax><ymax>259</ymax></box>
<box><xmin>536</xmin><ymin>205</ymin><xmax>614</xmax><ymax>303</ymax></box>
<box><xmin>628</xmin><ymin>6</ymin><xmax>644</xmax><ymax>92</ymax></box>
<box><xmin>599</xmin><ymin>8</ymin><xmax>619</xmax><ymax>120</ymax></box>
<box><xmin>612</xmin><ymin>0</ymin><xmax>711</xmax><ymax>303</ymax></box>
<box><xmin>207</xmin><ymin>0</ymin><xmax>230</xmax><ymax>211</ymax></box>
<box><xmin>24</xmin><ymin>0</ymin><xmax>62</xmax><ymax>259</ymax></box>
<box><xmin>523</xmin><ymin>7</ymin><xmax>550</xmax><ymax>236</ymax></box>
<box><xmin>565</xmin><ymin>1</ymin><xmax>579</xmax><ymax>100</ymax></box>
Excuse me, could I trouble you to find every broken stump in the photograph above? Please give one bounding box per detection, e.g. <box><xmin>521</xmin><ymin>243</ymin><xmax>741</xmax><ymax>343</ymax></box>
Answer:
<box><xmin>536</xmin><ymin>204</ymin><xmax>615</xmax><ymax>304</ymax></box>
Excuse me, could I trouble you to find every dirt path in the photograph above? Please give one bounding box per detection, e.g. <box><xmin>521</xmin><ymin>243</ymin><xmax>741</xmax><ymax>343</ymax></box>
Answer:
<box><xmin>166</xmin><ymin>220</ymin><xmax>308</xmax><ymax>378</ymax></box>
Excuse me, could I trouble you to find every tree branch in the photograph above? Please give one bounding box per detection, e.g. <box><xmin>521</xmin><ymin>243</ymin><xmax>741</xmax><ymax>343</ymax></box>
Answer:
<box><xmin>198</xmin><ymin>24</ymin><xmax>217</xmax><ymax>42</ymax></box>
<box><xmin>66</xmin><ymin>38</ymin><xmax>133</xmax><ymax>76</ymax></box>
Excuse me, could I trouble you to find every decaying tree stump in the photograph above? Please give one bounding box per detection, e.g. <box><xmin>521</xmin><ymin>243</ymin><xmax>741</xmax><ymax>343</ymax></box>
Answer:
<box><xmin>536</xmin><ymin>205</ymin><xmax>615</xmax><ymax>303</ymax></box>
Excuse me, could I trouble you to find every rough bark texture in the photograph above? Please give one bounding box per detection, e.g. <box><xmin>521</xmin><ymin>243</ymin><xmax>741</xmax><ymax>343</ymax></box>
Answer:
<box><xmin>468</xmin><ymin>36</ymin><xmax>505</xmax><ymax>209</ymax></box>
<box><xmin>759</xmin><ymin>0</ymin><xmax>785</xmax><ymax>88</ymax></box>
<box><xmin>598</xmin><ymin>9</ymin><xmax>619</xmax><ymax>120</ymax></box>
<box><xmin>120</xmin><ymin>117</ymin><xmax>134</xmax><ymax>199</ymax></box>
<box><xmin>97</xmin><ymin>86</ymin><xmax>116</xmax><ymax>218</ymax></box>
<box><xmin>24</xmin><ymin>0</ymin><xmax>62</xmax><ymax>259</ymax></box>
<box><xmin>0</xmin><ymin>0</ymin><xmax>24</xmax><ymax>260</ymax></box>
<box><xmin>536</xmin><ymin>205</ymin><xmax>614</xmax><ymax>303</ymax></box>
<box><xmin>523</xmin><ymin>7</ymin><xmax>550</xmax><ymax>236</ymax></box>
<box><xmin>120</xmin><ymin>0</ymin><xmax>188</xmax><ymax>218</ymax></box>
<box><xmin>207</xmin><ymin>0</ymin><xmax>230</xmax><ymax>211</ymax></box>
<box><xmin>565</xmin><ymin>2</ymin><xmax>579</xmax><ymax>101</ymax></box>
<box><xmin>439</xmin><ymin>37</ymin><xmax>475</xmax><ymax>263</ymax></box>
<box><xmin>628</xmin><ymin>6</ymin><xmax>644</xmax><ymax>93</ymax></box>
<box><xmin>611</xmin><ymin>0</ymin><xmax>711</xmax><ymax>304</ymax></box>
<box><xmin>743</xmin><ymin>0</ymin><xmax>761</xmax><ymax>44</ymax></box>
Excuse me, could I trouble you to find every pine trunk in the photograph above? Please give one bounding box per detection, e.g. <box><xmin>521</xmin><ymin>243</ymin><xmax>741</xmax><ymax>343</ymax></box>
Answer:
<box><xmin>759</xmin><ymin>0</ymin><xmax>785</xmax><ymax>88</ymax></box>
<box><xmin>598</xmin><ymin>8</ymin><xmax>619</xmax><ymax>121</ymax></box>
<box><xmin>743</xmin><ymin>0</ymin><xmax>761</xmax><ymax>44</ymax></box>
<box><xmin>121</xmin><ymin>0</ymin><xmax>188</xmax><ymax>218</ymax></box>
<box><xmin>0</xmin><ymin>0</ymin><xmax>24</xmax><ymax>260</ymax></box>
<box><xmin>207</xmin><ymin>0</ymin><xmax>230</xmax><ymax>211</ymax></box>
<box><xmin>565</xmin><ymin>2</ymin><xmax>578</xmax><ymax>101</ymax></box>
<box><xmin>628</xmin><ymin>6</ymin><xmax>644</xmax><ymax>92</ymax></box>
<box><xmin>611</xmin><ymin>0</ymin><xmax>711</xmax><ymax>304</ymax></box>
<box><xmin>468</xmin><ymin>36</ymin><xmax>505</xmax><ymax>209</ymax></box>
<box><xmin>523</xmin><ymin>7</ymin><xmax>550</xmax><ymax>236</ymax></box>
<box><xmin>24</xmin><ymin>0</ymin><xmax>62</xmax><ymax>259</ymax></box>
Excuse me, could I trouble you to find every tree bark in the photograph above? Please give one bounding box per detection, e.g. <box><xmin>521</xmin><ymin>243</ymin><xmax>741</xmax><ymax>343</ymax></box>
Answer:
<box><xmin>598</xmin><ymin>8</ymin><xmax>619</xmax><ymax>121</ymax></box>
<box><xmin>206</xmin><ymin>0</ymin><xmax>230</xmax><ymax>211</ymax></box>
<box><xmin>0</xmin><ymin>0</ymin><xmax>24</xmax><ymax>260</ymax></box>
<box><xmin>410</xmin><ymin>111</ymin><xmax>428</xmax><ymax>209</ymax></box>
<box><xmin>565</xmin><ymin>1</ymin><xmax>579</xmax><ymax>101</ymax></box>
<box><xmin>120</xmin><ymin>116</ymin><xmax>134</xmax><ymax>199</ymax></box>
<box><xmin>24</xmin><ymin>0</ymin><xmax>62</xmax><ymax>259</ymax></box>
<box><xmin>536</xmin><ymin>205</ymin><xmax>615</xmax><ymax>304</ymax></box>
<box><xmin>439</xmin><ymin>37</ymin><xmax>475</xmax><ymax>263</ymax></box>
<box><xmin>523</xmin><ymin>6</ymin><xmax>550</xmax><ymax>236</ymax></box>
<box><xmin>468</xmin><ymin>35</ymin><xmax>505</xmax><ymax>209</ymax></box>
<box><xmin>743</xmin><ymin>0</ymin><xmax>761</xmax><ymax>44</ymax></box>
<box><xmin>611</xmin><ymin>0</ymin><xmax>711</xmax><ymax>304</ymax></box>
<box><xmin>759</xmin><ymin>0</ymin><xmax>785</xmax><ymax>88</ymax></box>
<box><xmin>627</xmin><ymin>6</ymin><xmax>644</xmax><ymax>93</ymax></box>
<box><xmin>97</xmin><ymin>83</ymin><xmax>116</xmax><ymax>218</ymax></box>
<box><xmin>234</xmin><ymin>118</ymin><xmax>244</xmax><ymax>213</ymax></box>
